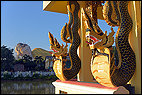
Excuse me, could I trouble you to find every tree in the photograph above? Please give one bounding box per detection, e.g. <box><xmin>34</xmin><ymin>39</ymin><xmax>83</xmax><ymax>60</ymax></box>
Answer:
<box><xmin>1</xmin><ymin>45</ymin><xmax>15</xmax><ymax>71</ymax></box>
<box><xmin>22</xmin><ymin>54</ymin><xmax>32</xmax><ymax>62</ymax></box>
<box><xmin>22</xmin><ymin>54</ymin><xmax>36</xmax><ymax>71</ymax></box>
<box><xmin>13</xmin><ymin>59</ymin><xmax>24</xmax><ymax>65</ymax></box>
<box><xmin>34</xmin><ymin>56</ymin><xmax>45</xmax><ymax>71</ymax></box>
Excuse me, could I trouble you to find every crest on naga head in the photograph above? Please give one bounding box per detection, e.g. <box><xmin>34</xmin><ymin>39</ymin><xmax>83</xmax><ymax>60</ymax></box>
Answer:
<box><xmin>82</xmin><ymin>9</ymin><xmax>115</xmax><ymax>50</ymax></box>
<box><xmin>48</xmin><ymin>32</ymin><xmax>68</xmax><ymax>58</ymax></box>
<box><xmin>83</xmin><ymin>1</ymin><xmax>136</xmax><ymax>87</ymax></box>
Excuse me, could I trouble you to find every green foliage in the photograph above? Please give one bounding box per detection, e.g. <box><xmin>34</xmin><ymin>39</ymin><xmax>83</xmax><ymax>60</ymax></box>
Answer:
<box><xmin>13</xmin><ymin>54</ymin><xmax>37</xmax><ymax>71</ymax></box>
<box><xmin>24</xmin><ymin>75</ymin><xmax>32</xmax><ymax>80</ymax></box>
<box><xmin>34</xmin><ymin>56</ymin><xmax>44</xmax><ymax>64</ymax></box>
<box><xmin>22</xmin><ymin>54</ymin><xmax>36</xmax><ymax>71</ymax></box>
<box><xmin>48</xmin><ymin>75</ymin><xmax>58</xmax><ymax>81</ymax></box>
<box><xmin>3</xmin><ymin>73</ymin><xmax>12</xmax><ymax>80</ymax></box>
<box><xmin>22</xmin><ymin>54</ymin><xmax>32</xmax><ymax>62</ymax></box>
<box><xmin>14</xmin><ymin>59</ymin><xmax>24</xmax><ymax>64</ymax></box>
<box><xmin>16</xmin><ymin>73</ymin><xmax>23</xmax><ymax>79</ymax></box>
<box><xmin>34</xmin><ymin>56</ymin><xmax>45</xmax><ymax>71</ymax></box>
<box><xmin>32</xmin><ymin>72</ymin><xmax>40</xmax><ymax>79</ymax></box>
<box><xmin>1</xmin><ymin>45</ymin><xmax>47</xmax><ymax>72</ymax></box>
<box><xmin>2</xmin><ymin>71</ymin><xmax>57</xmax><ymax>81</ymax></box>
<box><xmin>1</xmin><ymin>45</ymin><xmax>15</xmax><ymax>71</ymax></box>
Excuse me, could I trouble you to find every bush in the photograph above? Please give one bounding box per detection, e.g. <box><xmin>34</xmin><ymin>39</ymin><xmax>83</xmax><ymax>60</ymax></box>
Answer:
<box><xmin>3</xmin><ymin>73</ymin><xmax>12</xmax><ymax>80</ymax></box>
<box><xmin>32</xmin><ymin>72</ymin><xmax>40</xmax><ymax>79</ymax></box>
<box><xmin>1</xmin><ymin>71</ymin><xmax>57</xmax><ymax>81</ymax></box>
<box><xmin>24</xmin><ymin>75</ymin><xmax>33</xmax><ymax>80</ymax></box>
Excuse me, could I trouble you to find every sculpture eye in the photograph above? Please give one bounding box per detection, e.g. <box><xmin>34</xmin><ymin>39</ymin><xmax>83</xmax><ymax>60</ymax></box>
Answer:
<box><xmin>86</xmin><ymin>28</ymin><xmax>91</xmax><ymax>32</ymax></box>
<box><xmin>98</xmin><ymin>32</ymin><xmax>103</xmax><ymax>36</ymax></box>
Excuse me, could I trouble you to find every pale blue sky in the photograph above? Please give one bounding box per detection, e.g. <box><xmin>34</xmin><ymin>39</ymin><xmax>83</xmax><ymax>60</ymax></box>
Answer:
<box><xmin>1</xmin><ymin>1</ymin><xmax>118</xmax><ymax>55</ymax></box>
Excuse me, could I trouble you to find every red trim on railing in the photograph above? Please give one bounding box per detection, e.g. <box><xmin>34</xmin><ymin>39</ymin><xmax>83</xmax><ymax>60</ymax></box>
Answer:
<box><xmin>55</xmin><ymin>79</ymin><xmax>118</xmax><ymax>90</ymax></box>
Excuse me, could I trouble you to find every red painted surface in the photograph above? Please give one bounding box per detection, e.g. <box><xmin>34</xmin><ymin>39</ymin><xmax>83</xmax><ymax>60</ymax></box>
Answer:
<box><xmin>55</xmin><ymin>79</ymin><xmax>118</xmax><ymax>90</ymax></box>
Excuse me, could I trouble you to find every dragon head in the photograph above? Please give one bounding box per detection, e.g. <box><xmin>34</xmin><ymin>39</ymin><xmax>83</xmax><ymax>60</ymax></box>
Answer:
<box><xmin>82</xmin><ymin>9</ymin><xmax>115</xmax><ymax>50</ymax></box>
<box><xmin>48</xmin><ymin>32</ymin><xmax>68</xmax><ymax>59</ymax></box>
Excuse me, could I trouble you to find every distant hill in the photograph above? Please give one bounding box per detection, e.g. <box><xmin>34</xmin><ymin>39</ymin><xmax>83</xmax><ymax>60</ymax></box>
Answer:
<box><xmin>31</xmin><ymin>48</ymin><xmax>53</xmax><ymax>59</ymax></box>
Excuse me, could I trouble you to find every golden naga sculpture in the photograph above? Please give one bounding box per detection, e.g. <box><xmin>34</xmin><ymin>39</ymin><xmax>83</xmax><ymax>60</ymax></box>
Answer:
<box><xmin>48</xmin><ymin>1</ymin><xmax>81</xmax><ymax>81</ymax></box>
<box><xmin>83</xmin><ymin>1</ymin><xmax>136</xmax><ymax>87</ymax></box>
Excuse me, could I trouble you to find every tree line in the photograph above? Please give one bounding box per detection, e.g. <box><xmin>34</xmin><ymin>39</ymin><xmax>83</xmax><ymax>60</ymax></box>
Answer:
<box><xmin>1</xmin><ymin>45</ymin><xmax>49</xmax><ymax>72</ymax></box>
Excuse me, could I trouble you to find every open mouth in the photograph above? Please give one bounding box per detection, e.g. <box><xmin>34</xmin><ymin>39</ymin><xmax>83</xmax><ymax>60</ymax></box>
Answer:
<box><xmin>52</xmin><ymin>49</ymin><xmax>58</xmax><ymax>52</ymax></box>
<box><xmin>86</xmin><ymin>35</ymin><xmax>102</xmax><ymax>46</ymax></box>
<box><xmin>49</xmin><ymin>49</ymin><xmax>59</xmax><ymax>55</ymax></box>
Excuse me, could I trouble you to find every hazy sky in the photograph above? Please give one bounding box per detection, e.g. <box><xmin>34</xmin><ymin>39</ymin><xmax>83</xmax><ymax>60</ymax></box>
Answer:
<box><xmin>1</xmin><ymin>1</ymin><xmax>118</xmax><ymax>55</ymax></box>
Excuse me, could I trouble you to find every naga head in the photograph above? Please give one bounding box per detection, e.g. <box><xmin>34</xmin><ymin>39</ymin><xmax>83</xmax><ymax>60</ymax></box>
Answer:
<box><xmin>82</xmin><ymin>9</ymin><xmax>115</xmax><ymax>50</ymax></box>
<box><xmin>48</xmin><ymin>32</ymin><xmax>68</xmax><ymax>59</ymax></box>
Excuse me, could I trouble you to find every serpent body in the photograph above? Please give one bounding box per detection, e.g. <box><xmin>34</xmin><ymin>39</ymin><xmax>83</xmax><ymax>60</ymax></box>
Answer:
<box><xmin>48</xmin><ymin>1</ymin><xmax>81</xmax><ymax>81</ymax></box>
<box><xmin>109</xmin><ymin>1</ymin><xmax>136</xmax><ymax>86</ymax></box>
<box><xmin>83</xmin><ymin>1</ymin><xmax>136</xmax><ymax>87</ymax></box>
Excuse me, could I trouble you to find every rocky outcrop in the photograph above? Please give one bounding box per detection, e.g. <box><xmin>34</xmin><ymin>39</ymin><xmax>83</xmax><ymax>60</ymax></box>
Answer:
<box><xmin>15</xmin><ymin>43</ymin><xmax>33</xmax><ymax>59</ymax></box>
